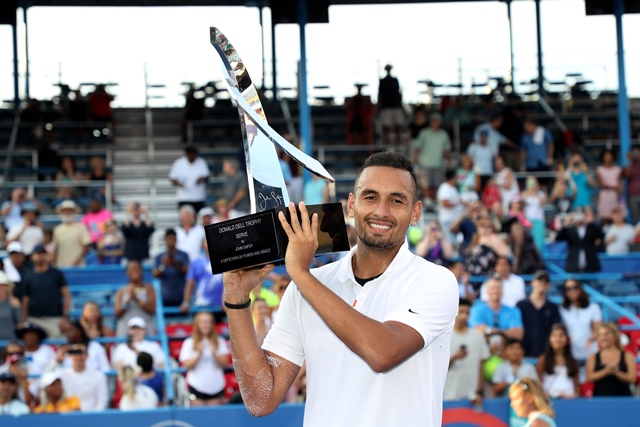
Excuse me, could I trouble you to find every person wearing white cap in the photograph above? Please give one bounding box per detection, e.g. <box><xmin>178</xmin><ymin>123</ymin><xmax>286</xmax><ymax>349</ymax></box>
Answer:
<box><xmin>43</xmin><ymin>341</ymin><xmax>108</xmax><ymax>412</ymax></box>
<box><xmin>34</xmin><ymin>370</ymin><xmax>81</xmax><ymax>413</ymax></box>
<box><xmin>111</xmin><ymin>316</ymin><xmax>165</xmax><ymax>371</ymax></box>
<box><xmin>0</xmin><ymin>271</ymin><xmax>22</xmax><ymax>341</ymax></box>
<box><xmin>198</xmin><ymin>207</ymin><xmax>214</xmax><ymax>227</ymax></box>
<box><xmin>2</xmin><ymin>241</ymin><xmax>28</xmax><ymax>299</ymax></box>
<box><xmin>51</xmin><ymin>200</ymin><xmax>92</xmax><ymax>267</ymax></box>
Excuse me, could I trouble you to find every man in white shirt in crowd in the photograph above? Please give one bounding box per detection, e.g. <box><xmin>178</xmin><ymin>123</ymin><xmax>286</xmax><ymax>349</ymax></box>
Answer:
<box><xmin>437</xmin><ymin>169</ymin><xmax>465</xmax><ymax>245</ymax></box>
<box><xmin>3</xmin><ymin>242</ymin><xmax>29</xmax><ymax>300</ymax></box>
<box><xmin>111</xmin><ymin>316</ymin><xmax>165</xmax><ymax>370</ymax></box>
<box><xmin>5</xmin><ymin>202</ymin><xmax>44</xmax><ymax>256</ymax></box>
<box><xmin>169</xmin><ymin>145</ymin><xmax>211</xmax><ymax>213</ymax></box>
<box><xmin>479</xmin><ymin>257</ymin><xmax>525</xmax><ymax>308</ymax></box>
<box><xmin>444</xmin><ymin>298</ymin><xmax>490</xmax><ymax>403</ymax></box>
<box><xmin>222</xmin><ymin>152</ymin><xmax>458</xmax><ymax>427</ymax></box>
<box><xmin>175</xmin><ymin>205</ymin><xmax>205</xmax><ymax>262</ymax></box>
<box><xmin>466</xmin><ymin>129</ymin><xmax>497</xmax><ymax>191</ymax></box>
<box><xmin>605</xmin><ymin>204</ymin><xmax>636</xmax><ymax>255</ymax></box>
<box><xmin>47</xmin><ymin>342</ymin><xmax>108</xmax><ymax>412</ymax></box>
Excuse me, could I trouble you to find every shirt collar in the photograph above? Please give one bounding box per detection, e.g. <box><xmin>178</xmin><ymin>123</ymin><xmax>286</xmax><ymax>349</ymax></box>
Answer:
<box><xmin>336</xmin><ymin>239</ymin><xmax>411</xmax><ymax>284</ymax></box>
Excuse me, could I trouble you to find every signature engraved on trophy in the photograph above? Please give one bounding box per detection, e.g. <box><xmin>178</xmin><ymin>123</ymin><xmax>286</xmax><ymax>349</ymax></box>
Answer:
<box><xmin>257</xmin><ymin>191</ymin><xmax>284</xmax><ymax>211</ymax></box>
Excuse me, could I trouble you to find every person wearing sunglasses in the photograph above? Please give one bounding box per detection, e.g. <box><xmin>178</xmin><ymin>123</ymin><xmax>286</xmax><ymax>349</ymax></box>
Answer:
<box><xmin>559</xmin><ymin>279</ymin><xmax>602</xmax><ymax>363</ymax></box>
<box><xmin>44</xmin><ymin>342</ymin><xmax>108</xmax><ymax>412</ymax></box>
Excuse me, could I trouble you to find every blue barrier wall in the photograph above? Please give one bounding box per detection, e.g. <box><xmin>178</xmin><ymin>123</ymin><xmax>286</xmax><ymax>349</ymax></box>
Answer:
<box><xmin>3</xmin><ymin>398</ymin><xmax>639</xmax><ymax>427</ymax></box>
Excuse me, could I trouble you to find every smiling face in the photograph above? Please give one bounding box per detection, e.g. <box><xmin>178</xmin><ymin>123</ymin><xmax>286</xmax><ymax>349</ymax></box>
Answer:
<box><xmin>348</xmin><ymin>166</ymin><xmax>421</xmax><ymax>253</ymax></box>
<box><xmin>549</xmin><ymin>327</ymin><xmax>568</xmax><ymax>352</ymax></box>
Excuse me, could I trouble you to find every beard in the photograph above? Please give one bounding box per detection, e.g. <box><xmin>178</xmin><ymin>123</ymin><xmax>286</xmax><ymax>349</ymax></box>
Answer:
<box><xmin>61</xmin><ymin>214</ymin><xmax>75</xmax><ymax>223</ymax></box>
<box><xmin>356</xmin><ymin>223</ymin><xmax>404</xmax><ymax>251</ymax></box>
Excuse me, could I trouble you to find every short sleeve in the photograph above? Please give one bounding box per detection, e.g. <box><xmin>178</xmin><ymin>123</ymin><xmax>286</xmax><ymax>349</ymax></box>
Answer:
<box><xmin>168</xmin><ymin>159</ymin><xmax>179</xmax><ymax>180</ymax></box>
<box><xmin>57</xmin><ymin>269</ymin><xmax>68</xmax><ymax>288</ymax></box>
<box><xmin>590</xmin><ymin>303</ymin><xmax>603</xmax><ymax>323</ymax></box>
<box><xmin>179</xmin><ymin>337</ymin><xmax>195</xmax><ymax>363</ymax></box>
<box><xmin>186</xmin><ymin>259</ymin><xmax>200</xmax><ymax>281</ymax></box>
<box><xmin>154</xmin><ymin>254</ymin><xmax>162</xmax><ymax>268</ymax></box>
<box><xmin>507</xmin><ymin>307</ymin><xmax>523</xmax><ymax>329</ymax></box>
<box><xmin>261</xmin><ymin>286</ymin><xmax>305</xmax><ymax>367</ymax></box>
<box><xmin>80</xmin><ymin>225</ymin><xmax>92</xmax><ymax>246</ymax></box>
<box><xmin>468</xmin><ymin>305</ymin><xmax>485</xmax><ymax>329</ymax></box>
<box><xmin>492</xmin><ymin>363</ymin><xmax>508</xmax><ymax>383</ymax></box>
<box><xmin>383</xmin><ymin>266</ymin><xmax>459</xmax><ymax>350</ymax></box>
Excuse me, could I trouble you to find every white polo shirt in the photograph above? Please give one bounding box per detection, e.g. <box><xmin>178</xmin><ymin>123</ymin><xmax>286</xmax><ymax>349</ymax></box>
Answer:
<box><xmin>175</xmin><ymin>225</ymin><xmax>206</xmax><ymax>262</ymax></box>
<box><xmin>262</xmin><ymin>240</ymin><xmax>458</xmax><ymax>427</ymax></box>
<box><xmin>168</xmin><ymin>156</ymin><xmax>210</xmax><ymax>202</ymax></box>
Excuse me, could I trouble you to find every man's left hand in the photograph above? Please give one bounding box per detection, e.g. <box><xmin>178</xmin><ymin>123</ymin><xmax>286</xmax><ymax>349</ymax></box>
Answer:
<box><xmin>278</xmin><ymin>202</ymin><xmax>318</xmax><ymax>278</ymax></box>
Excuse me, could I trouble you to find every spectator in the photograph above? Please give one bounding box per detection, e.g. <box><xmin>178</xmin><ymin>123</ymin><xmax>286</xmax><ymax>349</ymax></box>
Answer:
<box><xmin>437</xmin><ymin>169</ymin><xmax>465</xmax><ymax>244</ymax></box>
<box><xmin>508</xmin><ymin>377</ymin><xmax>557</xmax><ymax>427</ymax></box>
<box><xmin>345</xmin><ymin>83</ymin><xmax>375</xmax><ymax>146</ymax></box>
<box><xmin>15</xmin><ymin>323</ymin><xmax>56</xmax><ymax>382</ymax></box>
<box><xmin>80</xmin><ymin>301</ymin><xmax>114</xmax><ymax>340</ymax></box>
<box><xmin>504</xmin><ymin>217</ymin><xmax>545</xmax><ymax>276</ymax></box>
<box><xmin>52</xmin><ymin>200</ymin><xmax>91</xmax><ymax>267</ymax></box>
<box><xmin>54</xmin><ymin>156</ymin><xmax>82</xmax><ymax>205</ymax></box>
<box><xmin>559</xmin><ymin>279</ymin><xmax>602</xmax><ymax>363</ymax></box>
<box><xmin>303</xmin><ymin>174</ymin><xmax>329</xmax><ymax>206</ymax></box>
<box><xmin>118</xmin><ymin>365</ymin><xmax>158</xmax><ymax>410</ymax></box>
<box><xmin>624</xmin><ymin>146</ymin><xmax>640</xmax><ymax>223</ymax></box>
<box><xmin>249</xmin><ymin>277</ymin><xmax>280</xmax><ymax>310</ymax></box>
<box><xmin>596</xmin><ymin>149</ymin><xmax>623</xmax><ymax>224</ymax></box>
<box><xmin>491</xmin><ymin>339</ymin><xmax>538</xmax><ymax>397</ymax></box>
<box><xmin>153</xmin><ymin>229</ymin><xmax>189</xmax><ymax>308</ymax></box>
<box><xmin>87</xmin><ymin>84</ymin><xmax>114</xmax><ymax>123</ymax></box>
<box><xmin>493</xmin><ymin>156</ymin><xmax>520</xmax><ymax>216</ymax></box>
<box><xmin>198</xmin><ymin>207</ymin><xmax>214</xmax><ymax>227</ymax></box>
<box><xmin>480</xmin><ymin>257</ymin><xmax>525</xmax><ymax>308</ymax></box>
<box><xmin>34</xmin><ymin>371</ymin><xmax>81</xmax><ymax>413</ymax></box>
<box><xmin>82</xmin><ymin>198</ymin><xmax>113</xmax><ymax>247</ymax></box>
<box><xmin>0</xmin><ymin>372</ymin><xmax>30</xmax><ymax>415</ymax></box>
<box><xmin>467</xmin><ymin>129</ymin><xmax>497</xmax><ymax>191</ymax></box>
<box><xmin>516</xmin><ymin>270</ymin><xmax>561</xmax><ymax>358</ymax></box>
<box><xmin>456</xmin><ymin>154</ymin><xmax>479</xmax><ymax>202</ymax></box>
<box><xmin>549</xmin><ymin>175</ymin><xmax>576</xmax><ymax>230</ymax></box>
<box><xmin>137</xmin><ymin>352</ymin><xmax>164</xmax><ymax>405</ymax></box>
<box><xmin>473</xmin><ymin>113</ymin><xmax>511</xmax><ymax>158</ymax></box>
<box><xmin>85</xmin><ymin>156</ymin><xmax>113</xmax><ymax>205</ymax></box>
<box><xmin>469</xmin><ymin>276</ymin><xmax>524</xmax><ymax>340</ymax></box>
<box><xmin>169</xmin><ymin>146</ymin><xmax>210</xmax><ymax>212</ymax></box>
<box><xmin>586</xmin><ymin>322</ymin><xmax>636</xmax><ymax>397</ymax></box>
<box><xmin>3</xmin><ymin>242</ymin><xmax>29</xmax><ymax>300</ymax></box>
<box><xmin>604</xmin><ymin>204</ymin><xmax>635</xmax><ymax>255</ymax></box>
<box><xmin>96</xmin><ymin>219</ymin><xmax>124</xmax><ymax>264</ymax></box>
<box><xmin>482</xmin><ymin>333</ymin><xmax>507</xmax><ymax>391</ymax></box>
<box><xmin>443</xmin><ymin>96</ymin><xmax>471</xmax><ymax>130</ymax></box>
<box><xmin>114</xmin><ymin>261</ymin><xmax>156</xmax><ymax>337</ymax></box>
<box><xmin>555</xmin><ymin>210</ymin><xmax>603</xmax><ymax>273</ymax></box>
<box><xmin>121</xmin><ymin>202</ymin><xmax>155</xmax><ymax>262</ymax></box>
<box><xmin>21</xmin><ymin>244</ymin><xmax>70</xmax><ymax>339</ymax></box>
<box><xmin>520</xmin><ymin>176</ymin><xmax>546</xmax><ymax>250</ymax></box>
<box><xmin>5</xmin><ymin>202</ymin><xmax>44</xmax><ymax>256</ymax></box>
<box><xmin>464</xmin><ymin>217</ymin><xmax>511</xmax><ymax>276</ymax></box>
<box><xmin>58</xmin><ymin>321</ymin><xmax>111</xmax><ymax>373</ymax></box>
<box><xmin>450</xmin><ymin>201</ymin><xmax>488</xmax><ymax>253</ymax></box>
<box><xmin>1</xmin><ymin>188</ymin><xmax>43</xmax><ymax>231</ymax></box>
<box><xmin>536</xmin><ymin>324</ymin><xmax>580</xmax><ymax>399</ymax></box>
<box><xmin>566</xmin><ymin>153</ymin><xmax>596</xmax><ymax>210</ymax></box>
<box><xmin>252</xmin><ymin>298</ymin><xmax>272</xmax><ymax>346</ymax></box>
<box><xmin>520</xmin><ymin>118</ymin><xmax>554</xmax><ymax>174</ymax></box>
<box><xmin>445</xmin><ymin>260</ymin><xmax>475</xmax><ymax>303</ymax></box>
<box><xmin>269</xmin><ymin>275</ymin><xmax>291</xmax><ymax>322</ymax></box>
<box><xmin>182</xmin><ymin>240</ymin><xmax>223</xmax><ymax>313</ymax></box>
<box><xmin>0</xmin><ymin>342</ymin><xmax>31</xmax><ymax>404</ymax></box>
<box><xmin>0</xmin><ymin>272</ymin><xmax>21</xmax><ymax>341</ymax></box>
<box><xmin>408</xmin><ymin>107</ymin><xmax>428</xmax><ymax>141</ymax></box>
<box><xmin>179</xmin><ymin>311</ymin><xmax>230</xmax><ymax>406</ymax></box>
<box><xmin>112</xmin><ymin>316</ymin><xmax>165</xmax><ymax>370</ymax></box>
<box><xmin>377</xmin><ymin>64</ymin><xmax>405</xmax><ymax>145</ymax></box>
<box><xmin>412</xmin><ymin>113</ymin><xmax>451</xmax><ymax>209</ymax></box>
<box><xmin>175</xmin><ymin>205</ymin><xmax>205</xmax><ymax>262</ymax></box>
<box><xmin>221</xmin><ymin>158</ymin><xmax>249</xmax><ymax>218</ymax></box>
<box><xmin>415</xmin><ymin>221</ymin><xmax>453</xmax><ymax>266</ymax></box>
<box><xmin>45</xmin><ymin>342</ymin><xmax>109</xmax><ymax>412</ymax></box>
<box><xmin>211</xmin><ymin>198</ymin><xmax>230</xmax><ymax>224</ymax></box>
<box><xmin>443</xmin><ymin>298</ymin><xmax>490</xmax><ymax>402</ymax></box>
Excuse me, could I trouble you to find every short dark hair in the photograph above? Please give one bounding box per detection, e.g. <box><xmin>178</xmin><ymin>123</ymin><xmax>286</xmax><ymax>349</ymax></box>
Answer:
<box><xmin>355</xmin><ymin>151</ymin><xmax>417</xmax><ymax>199</ymax></box>
<box><xmin>137</xmin><ymin>352</ymin><xmax>154</xmax><ymax>372</ymax></box>
<box><xmin>185</xmin><ymin>145</ymin><xmax>198</xmax><ymax>155</ymax></box>
<box><xmin>489</xmin><ymin>112</ymin><xmax>503</xmax><ymax>122</ymax></box>
<box><xmin>444</xmin><ymin>169</ymin><xmax>456</xmax><ymax>181</ymax></box>
<box><xmin>505</xmin><ymin>338</ymin><xmax>523</xmax><ymax>348</ymax></box>
<box><xmin>459</xmin><ymin>298</ymin><xmax>472</xmax><ymax>308</ymax></box>
<box><xmin>165</xmin><ymin>229</ymin><xmax>177</xmax><ymax>238</ymax></box>
<box><xmin>444</xmin><ymin>259</ymin><xmax>462</xmax><ymax>270</ymax></box>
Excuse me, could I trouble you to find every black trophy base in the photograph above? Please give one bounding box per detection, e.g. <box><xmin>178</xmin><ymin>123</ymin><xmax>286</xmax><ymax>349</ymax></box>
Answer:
<box><xmin>205</xmin><ymin>202</ymin><xmax>349</xmax><ymax>275</ymax></box>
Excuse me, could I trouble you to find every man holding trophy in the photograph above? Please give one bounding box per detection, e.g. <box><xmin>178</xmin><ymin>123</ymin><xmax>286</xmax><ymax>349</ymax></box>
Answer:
<box><xmin>208</xmin><ymin>28</ymin><xmax>458</xmax><ymax>427</ymax></box>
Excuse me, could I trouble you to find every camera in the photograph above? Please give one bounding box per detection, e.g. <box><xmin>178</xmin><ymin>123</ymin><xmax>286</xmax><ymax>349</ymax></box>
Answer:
<box><xmin>67</xmin><ymin>348</ymin><xmax>84</xmax><ymax>355</ymax></box>
<box><xmin>460</xmin><ymin>345</ymin><xmax>467</xmax><ymax>351</ymax></box>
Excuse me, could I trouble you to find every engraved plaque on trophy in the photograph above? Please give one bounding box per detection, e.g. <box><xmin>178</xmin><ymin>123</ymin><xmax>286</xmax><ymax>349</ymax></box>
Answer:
<box><xmin>206</xmin><ymin>28</ymin><xmax>349</xmax><ymax>274</ymax></box>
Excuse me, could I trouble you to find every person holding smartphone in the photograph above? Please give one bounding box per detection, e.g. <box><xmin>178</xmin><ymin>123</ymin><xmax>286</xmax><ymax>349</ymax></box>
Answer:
<box><xmin>444</xmin><ymin>299</ymin><xmax>490</xmax><ymax>403</ymax></box>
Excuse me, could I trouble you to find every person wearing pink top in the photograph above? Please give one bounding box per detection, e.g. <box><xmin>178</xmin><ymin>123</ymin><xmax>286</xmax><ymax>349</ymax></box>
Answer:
<box><xmin>81</xmin><ymin>198</ymin><xmax>113</xmax><ymax>245</ymax></box>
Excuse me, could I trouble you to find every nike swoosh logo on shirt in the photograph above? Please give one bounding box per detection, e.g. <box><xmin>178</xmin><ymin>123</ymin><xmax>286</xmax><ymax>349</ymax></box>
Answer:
<box><xmin>408</xmin><ymin>308</ymin><xmax>420</xmax><ymax>315</ymax></box>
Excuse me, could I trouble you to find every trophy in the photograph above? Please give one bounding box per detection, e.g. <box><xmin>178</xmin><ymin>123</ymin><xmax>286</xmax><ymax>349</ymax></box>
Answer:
<box><xmin>205</xmin><ymin>28</ymin><xmax>349</xmax><ymax>274</ymax></box>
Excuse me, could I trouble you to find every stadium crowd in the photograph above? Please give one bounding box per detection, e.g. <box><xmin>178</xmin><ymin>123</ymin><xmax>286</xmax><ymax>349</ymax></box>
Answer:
<box><xmin>1</xmin><ymin>86</ymin><xmax>640</xmax><ymax>417</ymax></box>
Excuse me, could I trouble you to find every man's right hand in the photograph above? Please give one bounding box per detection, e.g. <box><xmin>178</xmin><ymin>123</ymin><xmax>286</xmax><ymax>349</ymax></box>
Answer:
<box><xmin>223</xmin><ymin>264</ymin><xmax>274</xmax><ymax>303</ymax></box>
<box><xmin>452</xmin><ymin>347</ymin><xmax>468</xmax><ymax>362</ymax></box>
<box><xmin>55</xmin><ymin>346</ymin><xmax>68</xmax><ymax>364</ymax></box>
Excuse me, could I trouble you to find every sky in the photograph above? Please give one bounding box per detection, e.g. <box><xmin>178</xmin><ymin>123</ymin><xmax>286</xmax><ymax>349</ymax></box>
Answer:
<box><xmin>0</xmin><ymin>0</ymin><xmax>639</xmax><ymax>108</ymax></box>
